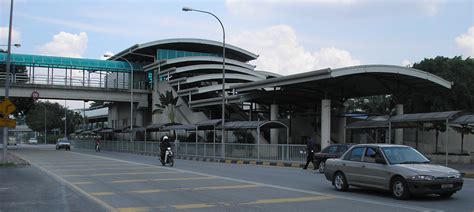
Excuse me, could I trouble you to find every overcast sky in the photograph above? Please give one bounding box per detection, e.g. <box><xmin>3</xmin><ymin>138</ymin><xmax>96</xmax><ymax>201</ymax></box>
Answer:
<box><xmin>1</xmin><ymin>0</ymin><xmax>473</xmax><ymax>108</ymax></box>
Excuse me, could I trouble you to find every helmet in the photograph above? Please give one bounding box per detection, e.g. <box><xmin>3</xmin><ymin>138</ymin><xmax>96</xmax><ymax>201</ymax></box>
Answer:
<box><xmin>163</xmin><ymin>136</ymin><xmax>169</xmax><ymax>141</ymax></box>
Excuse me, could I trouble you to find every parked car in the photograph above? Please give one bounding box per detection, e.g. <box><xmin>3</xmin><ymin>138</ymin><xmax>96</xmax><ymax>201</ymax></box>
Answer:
<box><xmin>324</xmin><ymin>144</ymin><xmax>463</xmax><ymax>200</ymax></box>
<box><xmin>28</xmin><ymin>138</ymin><xmax>38</xmax><ymax>145</ymax></box>
<box><xmin>315</xmin><ymin>143</ymin><xmax>354</xmax><ymax>173</ymax></box>
<box><xmin>56</xmin><ymin>138</ymin><xmax>71</xmax><ymax>151</ymax></box>
<box><xmin>7</xmin><ymin>137</ymin><xmax>17</xmax><ymax>146</ymax></box>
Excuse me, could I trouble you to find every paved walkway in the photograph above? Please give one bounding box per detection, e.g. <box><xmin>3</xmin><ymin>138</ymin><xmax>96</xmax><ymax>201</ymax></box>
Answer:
<box><xmin>0</xmin><ymin>146</ymin><xmax>104</xmax><ymax>212</ymax></box>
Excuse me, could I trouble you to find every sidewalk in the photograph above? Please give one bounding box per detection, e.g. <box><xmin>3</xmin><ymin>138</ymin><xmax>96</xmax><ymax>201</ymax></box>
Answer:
<box><xmin>0</xmin><ymin>149</ymin><xmax>105</xmax><ymax>212</ymax></box>
<box><xmin>0</xmin><ymin>149</ymin><xmax>29</xmax><ymax>166</ymax></box>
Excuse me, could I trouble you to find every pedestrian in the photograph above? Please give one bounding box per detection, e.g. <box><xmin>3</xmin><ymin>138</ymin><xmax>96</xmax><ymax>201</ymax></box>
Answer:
<box><xmin>303</xmin><ymin>137</ymin><xmax>317</xmax><ymax>170</ymax></box>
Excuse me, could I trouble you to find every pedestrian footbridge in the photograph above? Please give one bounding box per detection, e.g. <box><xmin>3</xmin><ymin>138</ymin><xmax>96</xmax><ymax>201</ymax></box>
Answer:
<box><xmin>0</xmin><ymin>53</ymin><xmax>150</xmax><ymax>106</ymax></box>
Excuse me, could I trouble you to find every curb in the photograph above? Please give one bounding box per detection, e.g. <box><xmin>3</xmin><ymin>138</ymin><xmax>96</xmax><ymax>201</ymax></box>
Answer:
<box><xmin>174</xmin><ymin>155</ymin><xmax>305</xmax><ymax>169</ymax></box>
<box><xmin>463</xmin><ymin>172</ymin><xmax>474</xmax><ymax>178</ymax></box>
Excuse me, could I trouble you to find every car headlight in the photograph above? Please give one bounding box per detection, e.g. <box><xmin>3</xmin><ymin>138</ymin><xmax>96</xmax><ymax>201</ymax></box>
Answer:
<box><xmin>451</xmin><ymin>174</ymin><xmax>462</xmax><ymax>179</ymax></box>
<box><xmin>410</xmin><ymin>175</ymin><xmax>436</xmax><ymax>181</ymax></box>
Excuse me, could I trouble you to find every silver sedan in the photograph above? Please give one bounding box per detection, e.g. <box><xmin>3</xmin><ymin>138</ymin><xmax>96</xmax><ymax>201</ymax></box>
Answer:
<box><xmin>324</xmin><ymin>144</ymin><xmax>463</xmax><ymax>200</ymax></box>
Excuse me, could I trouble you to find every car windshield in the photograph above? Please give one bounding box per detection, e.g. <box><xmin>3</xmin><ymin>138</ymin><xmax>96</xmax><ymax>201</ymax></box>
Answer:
<box><xmin>381</xmin><ymin>147</ymin><xmax>430</xmax><ymax>164</ymax></box>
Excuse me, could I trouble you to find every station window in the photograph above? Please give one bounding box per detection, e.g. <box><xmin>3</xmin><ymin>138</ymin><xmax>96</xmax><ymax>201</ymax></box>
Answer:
<box><xmin>157</xmin><ymin>49</ymin><xmax>218</xmax><ymax>60</ymax></box>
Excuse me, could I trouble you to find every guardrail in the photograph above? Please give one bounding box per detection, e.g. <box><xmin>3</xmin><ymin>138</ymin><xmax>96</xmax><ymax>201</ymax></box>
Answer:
<box><xmin>72</xmin><ymin>140</ymin><xmax>306</xmax><ymax>163</ymax></box>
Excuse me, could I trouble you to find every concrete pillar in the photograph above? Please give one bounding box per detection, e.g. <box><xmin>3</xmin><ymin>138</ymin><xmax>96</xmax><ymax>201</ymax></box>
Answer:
<box><xmin>395</xmin><ymin>104</ymin><xmax>404</xmax><ymax>145</ymax></box>
<box><xmin>136</xmin><ymin>110</ymin><xmax>144</xmax><ymax>127</ymax></box>
<box><xmin>337</xmin><ymin>107</ymin><xmax>347</xmax><ymax>143</ymax></box>
<box><xmin>270</xmin><ymin>104</ymin><xmax>279</xmax><ymax>144</ymax></box>
<box><xmin>321</xmin><ymin>99</ymin><xmax>331</xmax><ymax>149</ymax></box>
<box><xmin>152</xmin><ymin>69</ymin><xmax>160</xmax><ymax>123</ymax></box>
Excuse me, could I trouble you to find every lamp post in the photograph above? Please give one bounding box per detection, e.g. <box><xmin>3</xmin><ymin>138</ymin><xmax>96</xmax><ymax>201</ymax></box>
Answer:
<box><xmin>104</xmin><ymin>54</ymin><xmax>134</xmax><ymax>142</ymax></box>
<box><xmin>2</xmin><ymin>0</ymin><xmax>14</xmax><ymax>163</ymax></box>
<box><xmin>182</xmin><ymin>6</ymin><xmax>226</xmax><ymax>158</ymax></box>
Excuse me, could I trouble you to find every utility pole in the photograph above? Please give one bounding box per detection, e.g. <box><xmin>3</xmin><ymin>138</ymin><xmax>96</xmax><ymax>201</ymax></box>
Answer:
<box><xmin>2</xmin><ymin>0</ymin><xmax>14</xmax><ymax>163</ymax></box>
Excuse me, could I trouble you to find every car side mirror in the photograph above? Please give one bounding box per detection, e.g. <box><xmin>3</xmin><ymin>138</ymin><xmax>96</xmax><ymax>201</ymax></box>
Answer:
<box><xmin>375</xmin><ymin>157</ymin><xmax>386</xmax><ymax>164</ymax></box>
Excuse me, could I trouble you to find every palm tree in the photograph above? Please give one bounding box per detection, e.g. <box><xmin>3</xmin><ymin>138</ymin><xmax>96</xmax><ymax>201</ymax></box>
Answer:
<box><xmin>451</xmin><ymin>124</ymin><xmax>474</xmax><ymax>154</ymax></box>
<box><xmin>153</xmin><ymin>90</ymin><xmax>180</xmax><ymax>123</ymax></box>
<box><xmin>424</xmin><ymin>123</ymin><xmax>446</xmax><ymax>153</ymax></box>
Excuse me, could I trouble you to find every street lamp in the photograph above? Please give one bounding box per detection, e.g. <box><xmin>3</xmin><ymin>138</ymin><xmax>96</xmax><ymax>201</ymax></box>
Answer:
<box><xmin>104</xmin><ymin>54</ymin><xmax>134</xmax><ymax>142</ymax></box>
<box><xmin>182</xmin><ymin>6</ymin><xmax>227</xmax><ymax>158</ymax></box>
<box><xmin>2</xmin><ymin>0</ymin><xmax>14</xmax><ymax>164</ymax></box>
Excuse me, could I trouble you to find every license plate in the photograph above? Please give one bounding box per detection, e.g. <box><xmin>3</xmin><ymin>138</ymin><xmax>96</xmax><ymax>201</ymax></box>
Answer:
<box><xmin>441</xmin><ymin>184</ymin><xmax>453</xmax><ymax>189</ymax></box>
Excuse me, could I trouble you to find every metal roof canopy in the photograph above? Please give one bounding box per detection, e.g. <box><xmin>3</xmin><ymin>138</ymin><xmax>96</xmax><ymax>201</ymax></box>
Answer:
<box><xmin>0</xmin><ymin>53</ymin><xmax>141</xmax><ymax>73</ymax></box>
<box><xmin>196</xmin><ymin>119</ymin><xmax>222</xmax><ymax>130</ymax></box>
<box><xmin>216</xmin><ymin>120</ymin><xmax>288</xmax><ymax>129</ymax></box>
<box><xmin>231</xmin><ymin>65</ymin><xmax>453</xmax><ymax>106</ymax></box>
<box><xmin>123</xmin><ymin>125</ymin><xmax>146</xmax><ymax>133</ymax></box>
<box><xmin>450</xmin><ymin>115</ymin><xmax>474</xmax><ymax>126</ymax></box>
<box><xmin>112</xmin><ymin>38</ymin><xmax>259</xmax><ymax>63</ymax></box>
<box><xmin>145</xmin><ymin>123</ymin><xmax>180</xmax><ymax>132</ymax></box>
<box><xmin>162</xmin><ymin>124</ymin><xmax>196</xmax><ymax>131</ymax></box>
<box><xmin>389</xmin><ymin>111</ymin><xmax>460</xmax><ymax>123</ymax></box>
<box><xmin>346</xmin><ymin>111</ymin><xmax>462</xmax><ymax>129</ymax></box>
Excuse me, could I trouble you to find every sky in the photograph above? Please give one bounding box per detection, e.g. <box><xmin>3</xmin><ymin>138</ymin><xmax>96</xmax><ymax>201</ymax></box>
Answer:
<box><xmin>0</xmin><ymin>0</ymin><xmax>473</xmax><ymax>109</ymax></box>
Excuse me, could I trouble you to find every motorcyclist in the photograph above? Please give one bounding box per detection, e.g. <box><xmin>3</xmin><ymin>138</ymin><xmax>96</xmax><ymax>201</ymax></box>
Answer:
<box><xmin>160</xmin><ymin>136</ymin><xmax>171</xmax><ymax>163</ymax></box>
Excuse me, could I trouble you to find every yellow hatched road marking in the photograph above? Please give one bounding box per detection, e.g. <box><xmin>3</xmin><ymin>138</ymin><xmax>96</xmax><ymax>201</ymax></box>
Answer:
<box><xmin>92</xmin><ymin>184</ymin><xmax>261</xmax><ymax>196</ymax></box>
<box><xmin>90</xmin><ymin>192</ymin><xmax>115</xmax><ymax>196</ymax></box>
<box><xmin>72</xmin><ymin>181</ymin><xmax>94</xmax><ymax>185</ymax></box>
<box><xmin>193</xmin><ymin>184</ymin><xmax>259</xmax><ymax>191</ymax></box>
<box><xmin>112</xmin><ymin>176</ymin><xmax>216</xmax><ymax>184</ymax></box>
<box><xmin>62</xmin><ymin>171</ymin><xmax>180</xmax><ymax>177</ymax></box>
<box><xmin>42</xmin><ymin>163</ymin><xmax>126</xmax><ymax>168</ymax></box>
<box><xmin>132</xmin><ymin>189</ymin><xmax>162</xmax><ymax>194</ymax></box>
<box><xmin>118</xmin><ymin>208</ymin><xmax>149</xmax><ymax>212</ymax></box>
<box><xmin>56</xmin><ymin>166</ymin><xmax>156</xmax><ymax>172</ymax></box>
<box><xmin>243</xmin><ymin>195</ymin><xmax>335</xmax><ymax>205</ymax></box>
<box><xmin>172</xmin><ymin>203</ymin><xmax>215</xmax><ymax>209</ymax></box>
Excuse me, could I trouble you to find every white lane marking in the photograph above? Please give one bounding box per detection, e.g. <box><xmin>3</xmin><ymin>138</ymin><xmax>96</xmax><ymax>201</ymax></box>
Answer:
<box><xmin>69</xmin><ymin>151</ymin><xmax>441</xmax><ymax>212</ymax></box>
<box><xmin>9</xmin><ymin>152</ymin><xmax>117</xmax><ymax>212</ymax></box>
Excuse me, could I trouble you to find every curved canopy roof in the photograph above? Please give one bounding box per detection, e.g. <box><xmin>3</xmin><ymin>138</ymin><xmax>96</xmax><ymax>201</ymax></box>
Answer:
<box><xmin>231</xmin><ymin>65</ymin><xmax>453</xmax><ymax>105</ymax></box>
<box><xmin>111</xmin><ymin>38</ymin><xmax>258</xmax><ymax>63</ymax></box>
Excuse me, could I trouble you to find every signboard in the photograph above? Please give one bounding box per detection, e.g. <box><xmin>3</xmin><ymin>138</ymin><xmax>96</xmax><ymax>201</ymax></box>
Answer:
<box><xmin>0</xmin><ymin>98</ymin><xmax>16</xmax><ymax>117</ymax></box>
<box><xmin>31</xmin><ymin>91</ymin><xmax>40</xmax><ymax>101</ymax></box>
<box><xmin>0</xmin><ymin>118</ymin><xmax>16</xmax><ymax>128</ymax></box>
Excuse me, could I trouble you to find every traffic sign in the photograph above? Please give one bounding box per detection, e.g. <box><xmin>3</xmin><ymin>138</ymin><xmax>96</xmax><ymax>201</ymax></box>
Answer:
<box><xmin>31</xmin><ymin>91</ymin><xmax>40</xmax><ymax>101</ymax></box>
<box><xmin>0</xmin><ymin>99</ymin><xmax>16</xmax><ymax>116</ymax></box>
<box><xmin>0</xmin><ymin>118</ymin><xmax>16</xmax><ymax>128</ymax></box>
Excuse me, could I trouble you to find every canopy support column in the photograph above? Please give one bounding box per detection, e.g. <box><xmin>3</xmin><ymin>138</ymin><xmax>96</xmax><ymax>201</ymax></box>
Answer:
<box><xmin>321</xmin><ymin>99</ymin><xmax>331</xmax><ymax>149</ymax></box>
<box><xmin>270</xmin><ymin>104</ymin><xmax>279</xmax><ymax>144</ymax></box>
<box><xmin>395</xmin><ymin>104</ymin><xmax>404</xmax><ymax>144</ymax></box>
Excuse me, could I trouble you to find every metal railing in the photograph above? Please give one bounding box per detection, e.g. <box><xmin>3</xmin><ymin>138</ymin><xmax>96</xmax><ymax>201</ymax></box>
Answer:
<box><xmin>72</xmin><ymin>140</ymin><xmax>306</xmax><ymax>163</ymax></box>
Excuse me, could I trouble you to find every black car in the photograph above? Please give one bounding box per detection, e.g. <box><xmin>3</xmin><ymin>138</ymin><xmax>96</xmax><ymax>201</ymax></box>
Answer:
<box><xmin>56</xmin><ymin>139</ymin><xmax>71</xmax><ymax>151</ymax></box>
<box><xmin>314</xmin><ymin>143</ymin><xmax>354</xmax><ymax>173</ymax></box>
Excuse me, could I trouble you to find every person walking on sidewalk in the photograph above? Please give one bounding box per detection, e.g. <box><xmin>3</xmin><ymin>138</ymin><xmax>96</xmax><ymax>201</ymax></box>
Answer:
<box><xmin>303</xmin><ymin>138</ymin><xmax>317</xmax><ymax>170</ymax></box>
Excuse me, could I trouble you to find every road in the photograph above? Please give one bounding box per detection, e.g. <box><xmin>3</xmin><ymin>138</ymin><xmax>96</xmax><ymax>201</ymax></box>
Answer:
<box><xmin>6</xmin><ymin>144</ymin><xmax>474</xmax><ymax>212</ymax></box>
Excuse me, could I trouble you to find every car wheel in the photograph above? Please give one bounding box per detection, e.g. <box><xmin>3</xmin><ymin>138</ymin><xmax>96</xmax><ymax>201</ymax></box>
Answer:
<box><xmin>333</xmin><ymin>172</ymin><xmax>349</xmax><ymax>191</ymax></box>
<box><xmin>440</xmin><ymin>192</ymin><xmax>454</xmax><ymax>198</ymax></box>
<box><xmin>391</xmin><ymin>177</ymin><xmax>411</xmax><ymax>200</ymax></box>
<box><xmin>318</xmin><ymin>161</ymin><xmax>325</xmax><ymax>173</ymax></box>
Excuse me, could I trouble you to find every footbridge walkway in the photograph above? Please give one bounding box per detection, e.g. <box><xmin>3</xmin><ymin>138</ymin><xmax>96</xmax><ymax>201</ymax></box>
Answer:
<box><xmin>0</xmin><ymin>53</ymin><xmax>150</xmax><ymax>105</ymax></box>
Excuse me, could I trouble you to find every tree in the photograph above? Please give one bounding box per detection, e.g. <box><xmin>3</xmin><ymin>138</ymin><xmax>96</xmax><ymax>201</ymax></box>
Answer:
<box><xmin>407</xmin><ymin>56</ymin><xmax>474</xmax><ymax>113</ymax></box>
<box><xmin>423</xmin><ymin>123</ymin><xmax>446</xmax><ymax>153</ymax></box>
<box><xmin>153</xmin><ymin>90</ymin><xmax>180</xmax><ymax>123</ymax></box>
<box><xmin>25</xmin><ymin>101</ymin><xmax>72</xmax><ymax>135</ymax></box>
<box><xmin>451</xmin><ymin>125</ymin><xmax>474</xmax><ymax>154</ymax></box>
<box><xmin>345</xmin><ymin>95</ymin><xmax>396</xmax><ymax>115</ymax></box>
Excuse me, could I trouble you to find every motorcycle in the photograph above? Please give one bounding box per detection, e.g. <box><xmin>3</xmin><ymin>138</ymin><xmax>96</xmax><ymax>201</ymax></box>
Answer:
<box><xmin>160</xmin><ymin>147</ymin><xmax>174</xmax><ymax>167</ymax></box>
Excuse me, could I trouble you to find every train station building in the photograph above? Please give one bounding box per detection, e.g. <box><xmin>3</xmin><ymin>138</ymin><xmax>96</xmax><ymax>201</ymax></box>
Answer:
<box><xmin>1</xmin><ymin>38</ymin><xmax>472</xmax><ymax>160</ymax></box>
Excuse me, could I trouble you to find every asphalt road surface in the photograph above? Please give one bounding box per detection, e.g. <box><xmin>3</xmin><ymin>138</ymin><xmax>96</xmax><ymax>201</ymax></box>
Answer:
<box><xmin>7</xmin><ymin>145</ymin><xmax>474</xmax><ymax>212</ymax></box>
